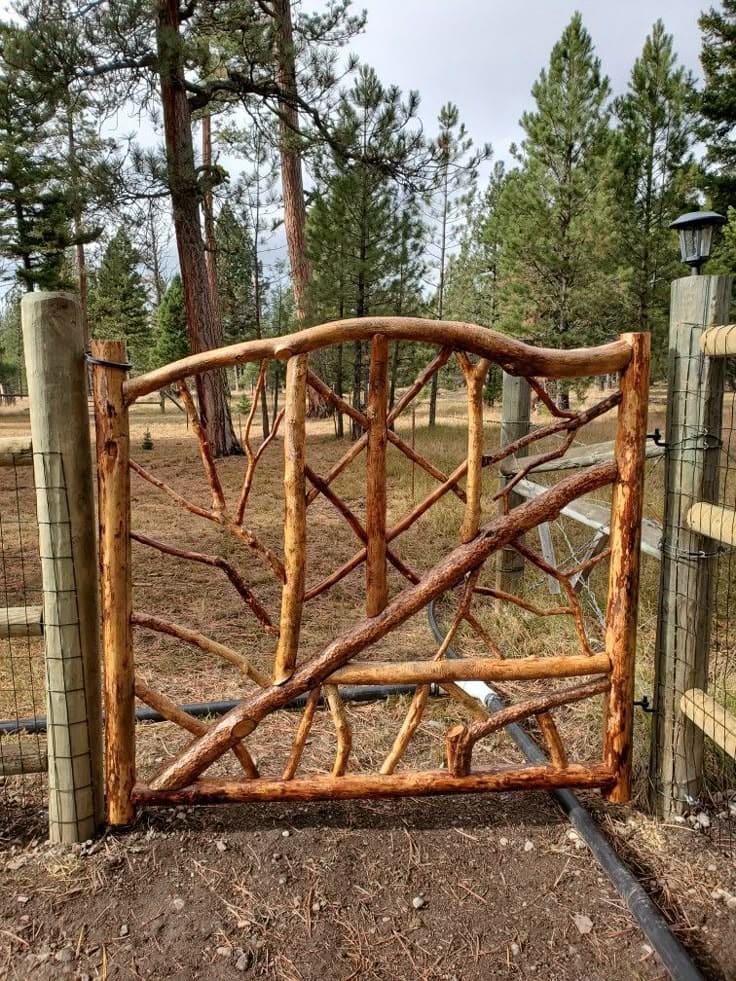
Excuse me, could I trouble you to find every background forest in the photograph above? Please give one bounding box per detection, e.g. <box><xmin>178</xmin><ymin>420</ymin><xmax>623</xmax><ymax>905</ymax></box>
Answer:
<box><xmin>0</xmin><ymin>0</ymin><xmax>734</xmax><ymax>453</ymax></box>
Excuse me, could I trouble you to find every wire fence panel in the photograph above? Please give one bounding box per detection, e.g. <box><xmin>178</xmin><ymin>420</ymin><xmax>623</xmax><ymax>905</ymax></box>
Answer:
<box><xmin>0</xmin><ymin>453</ymin><xmax>47</xmax><ymax>830</ymax></box>
<box><xmin>651</xmin><ymin>306</ymin><xmax>736</xmax><ymax>852</ymax></box>
<box><xmin>701</xmin><ymin>364</ymin><xmax>736</xmax><ymax>849</ymax></box>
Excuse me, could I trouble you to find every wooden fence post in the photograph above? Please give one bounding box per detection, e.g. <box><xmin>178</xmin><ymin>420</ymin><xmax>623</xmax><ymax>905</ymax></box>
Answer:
<box><xmin>91</xmin><ymin>339</ymin><xmax>135</xmax><ymax>826</ymax></box>
<box><xmin>496</xmin><ymin>373</ymin><xmax>531</xmax><ymax>593</ymax></box>
<box><xmin>20</xmin><ymin>292</ymin><xmax>104</xmax><ymax>843</ymax></box>
<box><xmin>650</xmin><ymin>273</ymin><xmax>732</xmax><ymax>817</ymax></box>
<box><xmin>603</xmin><ymin>332</ymin><xmax>649</xmax><ymax>803</ymax></box>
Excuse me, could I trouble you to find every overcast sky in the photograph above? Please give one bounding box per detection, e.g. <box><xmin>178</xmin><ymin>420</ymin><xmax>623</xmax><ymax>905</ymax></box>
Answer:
<box><xmin>340</xmin><ymin>0</ymin><xmax>705</xmax><ymax>166</ymax></box>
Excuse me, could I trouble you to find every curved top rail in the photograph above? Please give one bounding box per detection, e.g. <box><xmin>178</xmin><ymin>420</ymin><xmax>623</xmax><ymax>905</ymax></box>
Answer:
<box><xmin>124</xmin><ymin>317</ymin><xmax>633</xmax><ymax>403</ymax></box>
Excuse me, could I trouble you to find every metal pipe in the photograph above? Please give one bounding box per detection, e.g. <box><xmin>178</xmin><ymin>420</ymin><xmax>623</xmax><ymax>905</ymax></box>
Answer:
<box><xmin>0</xmin><ymin>685</ymin><xmax>424</xmax><ymax>735</ymax></box>
<box><xmin>426</xmin><ymin>599</ymin><xmax>705</xmax><ymax>981</ymax></box>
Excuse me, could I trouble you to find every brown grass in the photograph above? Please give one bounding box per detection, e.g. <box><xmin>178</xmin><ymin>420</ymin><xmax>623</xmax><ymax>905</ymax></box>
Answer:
<box><xmin>0</xmin><ymin>380</ymin><xmax>673</xmax><ymax>799</ymax></box>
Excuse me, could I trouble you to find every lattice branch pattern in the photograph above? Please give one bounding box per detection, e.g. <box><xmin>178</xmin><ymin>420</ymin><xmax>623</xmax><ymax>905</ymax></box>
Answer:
<box><xmin>92</xmin><ymin>322</ymin><xmax>649</xmax><ymax>819</ymax></box>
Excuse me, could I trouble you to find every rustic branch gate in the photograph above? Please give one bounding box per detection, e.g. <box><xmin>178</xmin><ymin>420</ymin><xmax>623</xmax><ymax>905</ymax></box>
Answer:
<box><xmin>92</xmin><ymin>320</ymin><xmax>648</xmax><ymax>825</ymax></box>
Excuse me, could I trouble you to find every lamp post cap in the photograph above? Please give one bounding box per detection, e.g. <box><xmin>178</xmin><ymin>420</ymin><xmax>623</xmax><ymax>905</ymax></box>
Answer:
<box><xmin>669</xmin><ymin>210</ymin><xmax>726</xmax><ymax>231</ymax></box>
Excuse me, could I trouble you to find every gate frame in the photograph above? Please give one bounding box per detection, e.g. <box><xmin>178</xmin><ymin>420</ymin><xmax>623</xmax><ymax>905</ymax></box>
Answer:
<box><xmin>92</xmin><ymin>321</ymin><xmax>649</xmax><ymax>824</ymax></box>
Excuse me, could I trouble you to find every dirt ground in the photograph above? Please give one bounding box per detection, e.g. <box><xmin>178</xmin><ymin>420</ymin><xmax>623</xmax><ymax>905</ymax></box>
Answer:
<box><xmin>1</xmin><ymin>383</ymin><xmax>736</xmax><ymax>980</ymax></box>
<box><xmin>1</xmin><ymin>791</ymin><xmax>735</xmax><ymax>980</ymax></box>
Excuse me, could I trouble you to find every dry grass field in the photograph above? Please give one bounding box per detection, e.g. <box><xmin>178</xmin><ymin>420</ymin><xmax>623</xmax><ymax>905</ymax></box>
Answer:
<box><xmin>1</xmin><ymin>380</ymin><xmax>736</xmax><ymax>980</ymax></box>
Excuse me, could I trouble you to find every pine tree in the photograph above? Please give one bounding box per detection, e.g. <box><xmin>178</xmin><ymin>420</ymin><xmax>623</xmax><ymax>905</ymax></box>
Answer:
<box><xmin>89</xmin><ymin>229</ymin><xmax>151</xmax><ymax>371</ymax></box>
<box><xmin>152</xmin><ymin>274</ymin><xmax>189</xmax><ymax>366</ymax></box>
<box><xmin>426</xmin><ymin>103</ymin><xmax>490</xmax><ymax>425</ymax></box>
<box><xmin>498</xmin><ymin>13</ymin><xmax>617</xmax><ymax>390</ymax></box>
<box><xmin>444</xmin><ymin>161</ymin><xmax>508</xmax><ymax>328</ymax></box>
<box><xmin>309</xmin><ymin>65</ymin><xmax>424</xmax><ymax>435</ymax></box>
<box><xmin>699</xmin><ymin>1</ymin><xmax>736</xmax><ymax>209</ymax></box>
<box><xmin>215</xmin><ymin>202</ymin><xmax>256</xmax><ymax>345</ymax></box>
<box><xmin>614</xmin><ymin>20</ymin><xmax>696</xmax><ymax>372</ymax></box>
<box><xmin>0</xmin><ymin>59</ymin><xmax>80</xmax><ymax>291</ymax></box>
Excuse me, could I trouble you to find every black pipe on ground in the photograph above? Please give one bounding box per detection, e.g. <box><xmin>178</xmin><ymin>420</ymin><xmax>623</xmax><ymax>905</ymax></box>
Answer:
<box><xmin>0</xmin><ymin>685</ymin><xmax>422</xmax><ymax>736</ymax></box>
<box><xmin>426</xmin><ymin>599</ymin><xmax>704</xmax><ymax>981</ymax></box>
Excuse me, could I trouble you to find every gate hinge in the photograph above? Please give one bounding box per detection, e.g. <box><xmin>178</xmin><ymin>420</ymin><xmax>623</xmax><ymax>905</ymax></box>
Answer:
<box><xmin>646</xmin><ymin>428</ymin><xmax>667</xmax><ymax>448</ymax></box>
<box><xmin>634</xmin><ymin>694</ymin><xmax>655</xmax><ymax>713</ymax></box>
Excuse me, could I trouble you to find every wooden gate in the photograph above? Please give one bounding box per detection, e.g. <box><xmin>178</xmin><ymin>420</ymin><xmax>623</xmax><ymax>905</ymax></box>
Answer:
<box><xmin>91</xmin><ymin>319</ymin><xmax>649</xmax><ymax>826</ymax></box>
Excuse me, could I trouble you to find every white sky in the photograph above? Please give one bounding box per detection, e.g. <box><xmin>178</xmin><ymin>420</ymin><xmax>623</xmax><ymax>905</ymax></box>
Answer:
<box><xmin>344</xmin><ymin>0</ymin><xmax>704</xmax><ymax>167</ymax></box>
<box><xmin>0</xmin><ymin>0</ymin><xmax>709</xmax><ymax>287</ymax></box>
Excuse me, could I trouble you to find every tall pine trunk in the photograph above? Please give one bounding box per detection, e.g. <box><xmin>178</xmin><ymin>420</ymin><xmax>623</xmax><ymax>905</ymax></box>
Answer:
<box><xmin>273</xmin><ymin>0</ymin><xmax>310</xmax><ymax>323</ymax></box>
<box><xmin>156</xmin><ymin>0</ymin><xmax>240</xmax><ymax>456</ymax></box>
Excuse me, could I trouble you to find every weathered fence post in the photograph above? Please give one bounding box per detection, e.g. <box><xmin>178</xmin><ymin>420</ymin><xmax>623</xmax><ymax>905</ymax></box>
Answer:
<box><xmin>20</xmin><ymin>292</ymin><xmax>104</xmax><ymax>843</ymax></box>
<box><xmin>603</xmin><ymin>332</ymin><xmax>649</xmax><ymax>803</ymax></box>
<box><xmin>650</xmin><ymin>273</ymin><xmax>732</xmax><ymax>817</ymax></box>
<box><xmin>91</xmin><ymin>339</ymin><xmax>136</xmax><ymax>826</ymax></box>
<box><xmin>496</xmin><ymin>373</ymin><xmax>531</xmax><ymax>593</ymax></box>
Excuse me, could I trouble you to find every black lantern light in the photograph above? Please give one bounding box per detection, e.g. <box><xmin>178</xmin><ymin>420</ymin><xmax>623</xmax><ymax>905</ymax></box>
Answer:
<box><xmin>669</xmin><ymin>210</ymin><xmax>726</xmax><ymax>275</ymax></box>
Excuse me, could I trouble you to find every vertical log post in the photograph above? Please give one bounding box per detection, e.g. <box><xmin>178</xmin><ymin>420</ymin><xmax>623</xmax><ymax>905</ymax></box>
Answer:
<box><xmin>459</xmin><ymin>357</ymin><xmax>490</xmax><ymax>543</ymax></box>
<box><xmin>21</xmin><ymin>292</ymin><xmax>104</xmax><ymax>843</ymax></box>
<box><xmin>495</xmin><ymin>373</ymin><xmax>531</xmax><ymax>592</ymax></box>
<box><xmin>366</xmin><ymin>335</ymin><xmax>388</xmax><ymax>615</ymax></box>
<box><xmin>274</xmin><ymin>354</ymin><xmax>308</xmax><ymax>684</ymax></box>
<box><xmin>603</xmin><ymin>332</ymin><xmax>650</xmax><ymax>803</ymax></box>
<box><xmin>91</xmin><ymin>339</ymin><xmax>135</xmax><ymax>826</ymax></box>
<box><xmin>650</xmin><ymin>274</ymin><xmax>731</xmax><ymax>817</ymax></box>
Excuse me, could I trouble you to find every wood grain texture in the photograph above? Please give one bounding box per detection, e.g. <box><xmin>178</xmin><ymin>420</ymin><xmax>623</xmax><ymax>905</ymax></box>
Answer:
<box><xmin>135</xmin><ymin>677</ymin><xmax>258</xmax><ymax>778</ymax></box>
<box><xmin>125</xmin><ymin>317</ymin><xmax>633</xmax><ymax>403</ymax></box>
<box><xmin>699</xmin><ymin>323</ymin><xmax>736</xmax><ymax>356</ymax></box>
<box><xmin>148</xmin><ymin>461</ymin><xmax>617</xmax><ymax>792</ymax></box>
<box><xmin>133</xmin><ymin>762</ymin><xmax>615</xmax><ymax>805</ymax></box>
<box><xmin>680</xmin><ymin>688</ymin><xmax>736</xmax><ymax>761</ymax></box>
<box><xmin>603</xmin><ymin>332</ymin><xmax>650</xmax><ymax>803</ymax></box>
<box><xmin>652</xmin><ymin>275</ymin><xmax>731</xmax><ymax>816</ymax></box>
<box><xmin>366</xmin><ymin>335</ymin><xmax>389</xmax><ymax>615</ymax></box>
<box><xmin>446</xmin><ymin>679</ymin><xmax>608</xmax><ymax>776</ymax></box>
<box><xmin>0</xmin><ymin>436</ymin><xmax>32</xmax><ymax>467</ymax></box>
<box><xmin>459</xmin><ymin>355</ymin><xmax>490</xmax><ymax>543</ymax></box>
<box><xmin>23</xmin><ymin>292</ymin><xmax>104</xmax><ymax>842</ymax></box>
<box><xmin>0</xmin><ymin>606</ymin><xmax>43</xmax><ymax>638</ymax></box>
<box><xmin>273</xmin><ymin>354</ymin><xmax>308</xmax><ymax>684</ymax></box>
<box><xmin>92</xmin><ymin>339</ymin><xmax>135</xmax><ymax>827</ymax></box>
<box><xmin>686</xmin><ymin>502</ymin><xmax>736</xmax><ymax>548</ymax></box>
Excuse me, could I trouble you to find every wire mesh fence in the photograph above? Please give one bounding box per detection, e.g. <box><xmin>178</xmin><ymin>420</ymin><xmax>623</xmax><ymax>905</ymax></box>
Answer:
<box><xmin>648</xmin><ymin>326</ymin><xmax>736</xmax><ymax>852</ymax></box>
<box><xmin>701</xmin><ymin>362</ymin><xmax>736</xmax><ymax>847</ymax></box>
<box><xmin>0</xmin><ymin>452</ymin><xmax>47</xmax><ymax>831</ymax></box>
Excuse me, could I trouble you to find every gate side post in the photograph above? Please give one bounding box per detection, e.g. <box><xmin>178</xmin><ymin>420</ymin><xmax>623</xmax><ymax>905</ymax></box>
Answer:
<box><xmin>650</xmin><ymin>274</ymin><xmax>732</xmax><ymax>817</ymax></box>
<box><xmin>495</xmin><ymin>373</ymin><xmax>531</xmax><ymax>593</ymax></box>
<box><xmin>91</xmin><ymin>339</ymin><xmax>135</xmax><ymax>826</ymax></box>
<box><xmin>603</xmin><ymin>332</ymin><xmax>649</xmax><ymax>803</ymax></box>
<box><xmin>20</xmin><ymin>292</ymin><xmax>104</xmax><ymax>842</ymax></box>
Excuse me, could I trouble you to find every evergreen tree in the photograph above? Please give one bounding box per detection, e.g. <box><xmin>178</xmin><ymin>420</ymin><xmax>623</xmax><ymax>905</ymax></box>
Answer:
<box><xmin>444</xmin><ymin>161</ymin><xmax>508</xmax><ymax>328</ymax></box>
<box><xmin>498</xmin><ymin>13</ymin><xmax>618</xmax><ymax>395</ymax></box>
<box><xmin>426</xmin><ymin>102</ymin><xmax>490</xmax><ymax>425</ymax></box>
<box><xmin>152</xmin><ymin>274</ymin><xmax>189</xmax><ymax>366</ymax></box>
<box><xmin>699</xmin><ymin>1</ymin><xmax>736</xmax><ymax>209</ymax></box>
<box><xmin>309</xmin><ymin>65</ymin><xmax>425</xmax><ymax>435</ymax></box>
<box><xmin>215</xmin><ymin>202</ymin><xmax>256</xmax><ymax>345</ymax></box>
<box><xmin>89</xmin><ymin>229</ymin><xmax>150</xmax><ymax>370</ymax></box>
<box><xmin>614</xmin><ymin>20</ymin><xmax>697</xmax><ymax>373</ymax></box>
<box><xmin>0</xmin><ymin>59</ymin><xmax>80</xmax><ymax>291</ymax></box>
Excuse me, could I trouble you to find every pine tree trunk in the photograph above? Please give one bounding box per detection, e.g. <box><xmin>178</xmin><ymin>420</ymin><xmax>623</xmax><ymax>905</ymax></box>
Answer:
<box><xmin>336</xmin><ymin>343</ymin><xmax>344</xmax><ymax>438</ymax></box>
<box><xmin>201</xmin><ymin>112</ymin><xmax>219</xmax><ymax>314</ymax></box>
<box><xmin>156</xmin><ymin>0</ymin><xmax>241</xmax><ymax>457</ymax></box>
<box><xmin>352</xmin><ymin>340</ymin><xmax>362</xmax><ymax>441</ymax></box>
<box><xmin>271</xmin><ymin>0</ymin><xmax>331</xmax><ymax>413</ymax></box>
<box><xmin>272</xmin><ymin>0</ymin><xmax>310</xmax><ymax>323</ymax></box>
<box><xmin>389</xmin><ymin>341</ymin><xmax>400</xmax><ymax>427</ymax></box>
